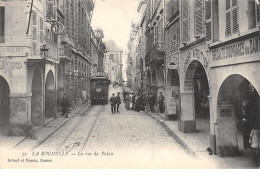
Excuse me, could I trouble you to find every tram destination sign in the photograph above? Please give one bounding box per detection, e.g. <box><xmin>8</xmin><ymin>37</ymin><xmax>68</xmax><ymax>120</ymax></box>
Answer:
<box><xmin>211</xmin><ymin>36</ymin><xmax>260</xmax><ymax>61</ymax></box>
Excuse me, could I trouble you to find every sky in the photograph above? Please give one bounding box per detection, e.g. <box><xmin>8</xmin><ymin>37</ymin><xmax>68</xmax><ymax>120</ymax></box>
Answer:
<box><xmin>91</xmin><ymin>0</ymin><xmax>141</xmax><ymax>80</ymax></box>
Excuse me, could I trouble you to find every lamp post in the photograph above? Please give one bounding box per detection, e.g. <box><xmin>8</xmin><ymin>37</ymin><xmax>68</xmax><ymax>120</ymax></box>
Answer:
<box><xmin>40</xmin><ymin>44</ymin><xmax>49</xmax><ymax>126</ymax></box>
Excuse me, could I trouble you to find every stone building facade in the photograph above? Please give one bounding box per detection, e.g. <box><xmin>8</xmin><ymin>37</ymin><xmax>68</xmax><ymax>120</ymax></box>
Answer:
<box><xmin>0</xmin><ymin>0</ymin><xmax>97</xmax><ymax>136</ymax></box>
<box><xmin>104</xmin><ymin>40</ymin><xmax>123</xmax><ymax>84</ymax></box>
<box><xmin>135</xmin><ymin>0</ymin><xmax>260</xmax><ymax>156</ymax></box>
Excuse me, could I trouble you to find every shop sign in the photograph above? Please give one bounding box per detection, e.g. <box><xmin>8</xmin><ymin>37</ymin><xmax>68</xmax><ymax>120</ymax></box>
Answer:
<box><xmin>220</xmin><ymin>109</ymin><xmax>233</xmax><ymax>117</ymax></box>
<box><xmin>0</xmin><ymin>46</ymin><xmax>26</xmax><ymax>57</ymax></box>
<box><xmin>184</xmin><ymin>81</ymin><xmax>193</xmax><ymax>92</ymax></box>
<box><xmin>167</xmin><ymin>98</ymin><xmax>177</xmax><ymax>115</ymax></box>
<box><xmin>211</xmin><ymin>36</ymin><xmax>260</xmax><ymax>61</ymax></box>
<box><xmin>218</xmin><ymin>98</ymin><xmax>234</xmax><ymax>117</ymax></box>
<box><xmin>0</xmin><ymin>60</ymin><xmax>23</xmax><ymax>69</ymax></box>
<box><xmin>218</xmin><ymin>98</ymin><xmax>234</xmax><ymax>108</ymax></box>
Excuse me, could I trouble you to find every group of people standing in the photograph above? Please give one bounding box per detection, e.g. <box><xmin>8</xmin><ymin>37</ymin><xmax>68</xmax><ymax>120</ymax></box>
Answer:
<box><xmin>110</xmin><ymin>89</ymin><xmax>165</xmax><ymax>114</ymax></box>
<box><xmin>144</xmin><ymin>92</ymin><xmax>165</xmax><ymax>113</ymax></box>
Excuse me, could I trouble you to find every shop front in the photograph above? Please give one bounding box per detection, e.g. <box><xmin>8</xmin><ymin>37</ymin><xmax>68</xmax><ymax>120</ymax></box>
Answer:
<box><xmin>165</xmin><ymin>53</ymin><xmax>180</xmax><ymax>120</ymax></box>
<box><xmin>179</xmin><ymin>43</ymin><xmax>211</xmax><ymax>134</ymax></box>
<box><xmin>210</xmin><ymin>34</ymin><xmax>260</xmax><ymax>156</ymax></box>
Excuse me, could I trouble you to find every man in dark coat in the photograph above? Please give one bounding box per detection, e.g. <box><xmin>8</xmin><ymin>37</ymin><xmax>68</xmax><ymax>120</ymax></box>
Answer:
<box><xmin>116</xmin><ymin>92</ymin><xmax>121</xmax><ymax>113</ymax></box>
<box><xmin>242</xmin><ymin>85</ymin><xmax>259</xmax><ymax>148</ymax></box>
<box><xmin>131</xmin><ymin>93</ymin><xmax>136</xmax><ymax>110</ymax></box>
<box><xmin>110</xmin><ymin>93</ymin><xmax>117</xmax><ymax>114</ymax></box>
<box><xmin>61</xmin><ymin>94</ymin><xmax>71</xmax><ymax>118</ymax></box>
<box><xmin>158</xmin><ymin>92</ymin><xmax>165</xmax><ymax>113</ymax></box>
<box><xmin>149</xmin><ymin>93</ymin><xmax>155</xmax><ymax>112</ymax></box>
<box><xmin>123</xmin><ymin>89</ymin><xmax>126</xmax><ymax>102</ymax></box>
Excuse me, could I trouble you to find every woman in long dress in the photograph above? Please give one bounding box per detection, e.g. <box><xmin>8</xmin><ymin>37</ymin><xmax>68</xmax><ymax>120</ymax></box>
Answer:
<box><xmin>125</xmin><ymin>93</ymin><xmax>130</xmax><ymax>110</ymax></box>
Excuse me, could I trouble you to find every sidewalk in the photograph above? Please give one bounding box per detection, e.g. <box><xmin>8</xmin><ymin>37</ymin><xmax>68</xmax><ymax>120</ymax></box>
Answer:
<box><xmin>0</xmin><ymin>102</ymin><xmax>90</xmax><ymax>150</ymax></box>
<box><xmin>145</xmin><ymin>110</ymin><xmax>259</xmax><ymax>169</ymax></box>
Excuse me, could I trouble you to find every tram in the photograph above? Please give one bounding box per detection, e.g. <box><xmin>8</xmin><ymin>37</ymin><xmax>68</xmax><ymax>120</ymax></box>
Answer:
<box><xmin>90</xmin><ymin>75</ymin><xmax>110</xmax><ymax>105</ymax></box>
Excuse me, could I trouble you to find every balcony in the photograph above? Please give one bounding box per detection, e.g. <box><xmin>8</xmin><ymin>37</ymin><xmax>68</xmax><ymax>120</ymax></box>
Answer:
<box><xmin>59</xmin><ymin>44</ymin><xmax>72</xmax><ymax>62</ymax></box>
<box><xmin>145</xmin><ymin>43</ymin><xmax>165</xmax><ymax>66</ymax></box>
<box><xmin>45</xmin><ymin>38</ymin><xmax>58</xmax><ymax>63</ymax></box>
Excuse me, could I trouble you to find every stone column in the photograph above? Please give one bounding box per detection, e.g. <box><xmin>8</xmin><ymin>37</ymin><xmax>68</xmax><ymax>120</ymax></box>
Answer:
<box><xmin>9</xmin><ymin>92</ymin><xmax>32</xmax><ymax>136</ymax></box>
<box><xmin>208</xmin><ymin>95</ymin><xmax>216</xmax><ymax>154</ymax></box>
<box><xmin>180</xmin><ymin>92</ymin><xmax>196</xmax><ymax>133</ymax></box>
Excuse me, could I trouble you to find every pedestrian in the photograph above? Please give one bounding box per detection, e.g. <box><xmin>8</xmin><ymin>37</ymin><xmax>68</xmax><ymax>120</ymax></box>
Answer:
<box><xmin>241</xmin><ymin>85</ymin><xmax>259</xmax><ymax>149</ymax></box>
<box><xmin>144</xmin><ymin>93</ymin><xmax>150</xmax><ymax>111</ymax></box>
<box><xmin>61</xmin><ymin>94</ymin><xmax>71</xmax><ymax>118</ymax></box>
<box><xmin>140</xmin><ymin>94</ymin><xmax>145</xmax><ymax>111</ymax></box>
<box><xmin>110</xmin><ymin>93</ymin><xmax>116</xmax><ymax>114</ymax></box>
<box><xmin>158</xmin><ymin>92</ymin><xmax>165</xmax><ymax>113</ymax></box>
<box><xmin>125</xmin><ymin>93</ymin><xmax>131</xmax><ymax>110</ymax></box>
<box><xmin>135</xmin><ymin>95</ymin><xmax>141</xmax><ymax>112</ymax></box>
<box><xmin>249</xmin><ymin>128</ymin><xmax>260</xmax><ymax>166</ymax></box>
<box><xmin>200</xmin><ymin>92</ymin><xmax>209</xmax><ymax>118</ymax></box>
<box><xmin>149</xmin><ymin>93</ymin><xmax>155</xmax><ymax>112</ymax></box>
<box><xmin>123</xmin><ymin>89</ymin><xmax>126</xmax><ymax>103</ymax></box>
<box><xmin>116</xmin><ymin>92</ymin><xmax>121</xmax><ymax>113</ymax></box>
<box><xmin>131</xmin><ymin>93</ymin><xmax>136</xmax><ymax>110</ymax></box>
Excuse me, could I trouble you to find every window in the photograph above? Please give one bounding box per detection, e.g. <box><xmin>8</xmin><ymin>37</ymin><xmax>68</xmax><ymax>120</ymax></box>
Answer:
<box><xmin>166</xmin><ymin>19</ymin><xmax>180</xmax><ymax>55</ymax></box>
<box><xmin>40</xmin><ymin>17</ymin><xmax>44</xmax><ymax>44</ymax></box>
<box><xmin>182</xmin><ymin>0</ymin><xmax>189</xmax><ymax>43</ymax></box>
<box><xmin>194</xmin><ymin>0</ymin><xmax>204</xmax><ymax>37</ymax></box>
<box><xmin>205</xmin><ymin>0</ymin><xmax>212</xmax><ymax>41</ymax></box>
<box><xmin>166</xmin><ymin>0</ymin><xmax>179</xmax><ymax>21</ymax></box>
<box><xmin>47</xmin><ymin>0</ymin><xmax>55</xmax><ymax>19</ymax></box>
<box><xmin>248</xmin><ymin>0</ymin><xmax>260</xmax><ymax>29</ymax></box>
<box><xmin>31</xmin><ymin>11</ymin><xmax>37</xmax><ymax>55</ymax></box>
<box><xmin>225</xmin><ymin>0</ymin><xmax>239</xmax><ymax>36</ymax></box>
<box><xmin>0</xmin><ymin>6</ymin><xmax>5</xmax><ymax>43</ymax></box>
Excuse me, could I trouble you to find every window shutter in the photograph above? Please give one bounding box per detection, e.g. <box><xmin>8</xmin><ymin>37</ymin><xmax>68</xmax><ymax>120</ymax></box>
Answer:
<box><xmin>31</xmin><ymin>11</ymin><xmax>37</xmax><ymax>55</ymax></box>
<box><xmin>194</xmin><ymin>0</ymin><xmax>203</xmax><ymax>37</ymax></box>
<box><xmin>225</xmin><ymin>0</ymin><xmax>231</xmax><ymax>36</ymax></box>
<box><xmin>232</xmin><ymin>8</ymin><xmax>239</xmax><ymax>33</ymax></box>
<box><xmin>40</xmin><ymin>17</ymin><xmax>44</xmax><ymax>44</ymax></box>
<box><xmin>182</xmin><ymin>0</ymin><xmax>189</xmax><ymax>43</ymax></box>
<box><xmin>158</xmin><ymin>20</ymin><xmax>162</xmax><ymax>44</ymax></box>
<box><xmin>226</xmin><ymin>11</ymin><xmax>231</xmax><ymax>36</ymax></box>
<box><xmin>166</xmin><ymin>0</ymin><xmax>173</xmax><ymax>21</ymax></box>
<box><xmin>226</xmin><ymin>0</ymin><xmax>238</xmax><ymax>36</ymax></box>
<box><xmin>0</xmin><ymin>6</ymin><xmax>5</xmax><ymax>43</ymax></box>
<box><xmin>47</xmin><ymin>0</ymin><xmax>54</xmax><ymax>19</ymax></box>
<box><xmin>256</xmin><ymin>2</ymin><xmax>260</xmax><ymax>24</ymax></box>
<box><xmin>205</xmin><ymin>0</ymin><xmax>212</xmax><ymax>41</ymax></box>
<box><xmin>173</xmin><ymin>0</ymin><xmax>179</xmax><ymax>16</ymax></box>
<box><xmin>226</xmin><ymin>0</ymin><xmax>230</xmax><ymax>10</ymax></box>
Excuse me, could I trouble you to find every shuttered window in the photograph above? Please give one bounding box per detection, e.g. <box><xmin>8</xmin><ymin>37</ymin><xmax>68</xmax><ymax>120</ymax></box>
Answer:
<box><xmin>40</xmin><ymin>17</ymin><xmax>44</xmax><ymax>44</ymax></box>
<box><xmin>225</xmin><ymin>0</ymin><xmax>239</xmax><ymax>36</ymax></box>
<box><xmin>256</xmin><ymin>2</ymin><xmax>260</xmax><ymax>25</ymax></box>
<box><xmin>0</xmin><ymin>6</ymin><xmax>5</xmax><ymax>43</ymax></box>
<box><xmin>194</xmin><ymin>0</ymin><xmax>204</xmax><ymax>37</ymax></box>
<box><xmin>158</xmin><ymin>19</ymin><xmax>162</xmax><ymax>44</ymax></box>
<box><xmin>166</xmin><ymin>0</ymin><xmax>173</xmax><ymax>21</ymax></box>
<box><xmin>205</xmin><ymin>0</ymin><xmax>212</xmax><ymax>41</ymax></box>
<box><xmin>182</xmin><ymin>0</ymin><xmax>189</xmax><ymax>43</ymax></box>
<box><xmin>47</xmin><ymin>0</ymin><xmax>54</xmax><ymax>19</ymax></box>
<box><xmin>31</xmin><ymin>11</ymin><xmax>37</xmax><ymax>55</ymax></box>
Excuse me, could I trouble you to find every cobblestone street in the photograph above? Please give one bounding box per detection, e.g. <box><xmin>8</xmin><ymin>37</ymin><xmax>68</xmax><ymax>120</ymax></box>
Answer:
<box><xmin>3</xmin><ymin>87</ymin><xmax>224</xmax><ymax>168</ymax></box>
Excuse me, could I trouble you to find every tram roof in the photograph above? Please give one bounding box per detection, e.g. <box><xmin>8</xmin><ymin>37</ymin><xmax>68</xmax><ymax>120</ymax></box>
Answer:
<box><xmin>90</xmin><ymin>76</ymin><xmax>109</xmax><ymax>80</ymax></box>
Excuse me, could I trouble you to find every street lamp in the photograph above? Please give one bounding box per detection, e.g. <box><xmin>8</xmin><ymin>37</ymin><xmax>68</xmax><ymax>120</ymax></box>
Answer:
<box><xmin>40</xmin><ymin>44</ymin><xmax>49</xmax><ymax>60</ymax></box>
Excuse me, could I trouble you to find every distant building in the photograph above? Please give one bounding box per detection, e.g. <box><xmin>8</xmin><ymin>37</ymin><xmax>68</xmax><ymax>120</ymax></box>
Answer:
<box><xmin>104</xmin><ymin>40</ymin><xmax>123</xmax><ymax>83</ymax></box>
<box><xmin>126</xmin><ymin>23</ymin><xmax>139</xmax><ymax>91</ymax></box>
